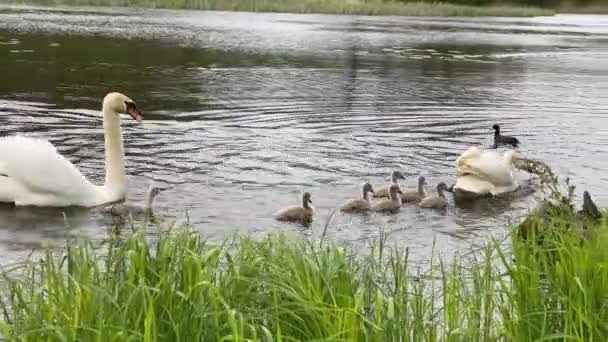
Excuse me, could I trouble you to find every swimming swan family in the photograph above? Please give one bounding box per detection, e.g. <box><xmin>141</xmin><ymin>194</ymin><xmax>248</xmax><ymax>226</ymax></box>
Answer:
<box><xmin>276</xmin><ymin>142</ymin><xmax>533</xmax><ymax>225</ymax></box>
<box><xmin>0</xmin><ymin>92</ymin><xmax>543</xmax><ymax>226</ymax></box>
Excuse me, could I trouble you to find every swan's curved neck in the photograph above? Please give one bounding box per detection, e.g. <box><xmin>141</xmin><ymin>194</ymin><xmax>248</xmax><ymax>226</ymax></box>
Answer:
<box><xmin>101</xmin><ymin>107</ymin><xmax>126</xmax><ymax>202</ymax></box>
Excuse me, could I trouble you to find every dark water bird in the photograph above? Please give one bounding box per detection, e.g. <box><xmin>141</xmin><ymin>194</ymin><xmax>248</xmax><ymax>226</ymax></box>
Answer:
<box><xmin>341</xmin><ymin>182</ymin><xmax>375</xmax><ymax>213</ymax></box>
<box><xmin>374</xmin><ymin>170</ymin><xmax>406</xmax><ymax>198</ymax></box>
<box><xmin>518</xmin><ymin>190</ymin><xmax>602</xmax><ymax>244</ymax></box>
<box><xmin>275</xmin><ymin>192</ymin><xmax>314</xmax><ymax>225</ymax></box>
<box><xmin>580</xmin><ymin>190</ymin><xmax>601</xmax><ymax>220</ymax></box>
<box><xmin>493</xmin><ymin>124</ymin><xmax>520</xmax><ymax>147</ymax></box>
<box><xmin>419</xmin><ymin>182</ymin><xmax>449</xmax><ymax>209</ymax></box>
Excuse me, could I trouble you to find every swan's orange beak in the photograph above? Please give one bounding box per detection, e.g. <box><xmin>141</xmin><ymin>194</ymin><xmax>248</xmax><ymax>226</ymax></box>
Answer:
<box><xmin>127</xmin><ymin>107</ymin><xmax>143</xmax><ymax>121</ymax></box>
<box><xmin>125</xmin><ymin>101</ymin><xmax>143</xmax><ymax>121</ymax></box>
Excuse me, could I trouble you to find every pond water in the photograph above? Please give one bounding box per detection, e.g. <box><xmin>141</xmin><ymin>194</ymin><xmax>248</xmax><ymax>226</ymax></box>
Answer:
<box><xmin>0</xmin><ymin>5</ymin><xmax>607</xmax><ymax>264</ymax></box>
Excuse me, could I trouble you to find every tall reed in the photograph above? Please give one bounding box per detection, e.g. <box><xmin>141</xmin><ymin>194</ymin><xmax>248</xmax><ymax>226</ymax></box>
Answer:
<box><xmin>1</xmin><ymin>200</ymin><xmax>606</xmax><ymax>341</ymax></box>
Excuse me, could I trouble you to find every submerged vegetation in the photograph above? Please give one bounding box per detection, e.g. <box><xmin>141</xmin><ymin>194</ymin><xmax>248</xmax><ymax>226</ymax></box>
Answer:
<box><xmin>5</xmin><ymin>0</ymin><xmax>555</xmax><ymax>17</ymax></box>
<box><xmin>1</xmin><ymin>179</ymin><xmax>606</xmax><ymax>340</ymax></box>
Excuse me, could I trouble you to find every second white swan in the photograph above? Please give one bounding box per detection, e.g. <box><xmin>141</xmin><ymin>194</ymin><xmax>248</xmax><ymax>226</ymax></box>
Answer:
<box><xmin>452</xmin><ymin>146</ymin><xmax>521</xmax><ymax>197</ymax></box>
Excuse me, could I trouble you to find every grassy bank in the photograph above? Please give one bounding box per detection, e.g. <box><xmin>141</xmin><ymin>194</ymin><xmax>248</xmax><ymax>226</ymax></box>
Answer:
<box><xmin>5</xmin><ymin>0</ymin><xmax>555</xmax><ymax>17</ymax></box>
<box><xmin>0</xmin><ymin>198</ymin><xmax>606</xmax><ymax>340</ymax></box>
<box><xmin>560</xmin><ymin>4</ymin><xmax>608</xmax><ymax>14</ymax></box>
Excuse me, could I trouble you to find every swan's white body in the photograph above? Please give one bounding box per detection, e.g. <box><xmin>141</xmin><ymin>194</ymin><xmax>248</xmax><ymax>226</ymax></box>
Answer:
<box><xmin>453</xmin><ymin>146</ymin><xmax>519</xmax><ymax>197</ymax></box>
<box><xmin>0</xmin><ymin>92</ymin><xmax>141</xmax><ymax>207</ymax></box>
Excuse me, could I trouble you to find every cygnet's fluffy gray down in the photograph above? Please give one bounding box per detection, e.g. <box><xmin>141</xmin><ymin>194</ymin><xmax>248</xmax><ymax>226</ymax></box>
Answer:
<box><xmin>102</xmin><ymin>186</ymin><xmax>161</xmax><ymax>219</ymax></box>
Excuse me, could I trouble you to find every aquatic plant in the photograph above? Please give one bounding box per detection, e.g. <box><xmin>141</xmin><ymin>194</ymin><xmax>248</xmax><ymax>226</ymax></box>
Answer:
<box><xmin>5</xmin><ymin>0</ymin><xmax>555</xmax><ymax>17</ymax></box>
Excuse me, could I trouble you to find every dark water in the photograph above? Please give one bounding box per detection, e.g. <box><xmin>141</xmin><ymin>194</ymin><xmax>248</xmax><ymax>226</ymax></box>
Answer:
<box><xmin>0</xmin><ymin>5</ymin><xmax>607</xmax><ymax>264</ymax></box>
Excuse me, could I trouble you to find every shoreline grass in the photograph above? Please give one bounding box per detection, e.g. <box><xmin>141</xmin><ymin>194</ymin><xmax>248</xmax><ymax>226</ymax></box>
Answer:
<box><xmin>0</xmin><ymin>197</ymin><xmax>606</xmax><ymax>340</ymax></box>
<box><xmin>4</xmin><ymin>0</ymin><xmax>555</xmax><ymax>17</ymax></box>
<box><xmin>559</xmin><ymin>5</ymin><xmax>608</xmax><ymax>14</ymax></box>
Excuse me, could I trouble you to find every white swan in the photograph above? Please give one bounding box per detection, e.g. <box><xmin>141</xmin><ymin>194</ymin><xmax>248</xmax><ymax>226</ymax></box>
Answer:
<box><xmin>452</xmin><ymin>146</ymin><xmax>520</xmax><ymax>197</ymax></box>
<box><xmin>0</xmin><ymin>92</ymin><xmax>142</xmax><ymax>207</ymax></box>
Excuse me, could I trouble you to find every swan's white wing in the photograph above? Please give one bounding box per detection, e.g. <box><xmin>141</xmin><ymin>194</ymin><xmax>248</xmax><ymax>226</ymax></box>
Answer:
<box><xmin>455</xmin><ymin>146</ymin><xmax>482</xmax><ymax>176</ymax></box>
<box><xmin>456</xmin><ymin>148</ymin><xmax>513</xmax><ymax>186</ymax></box>
<box><xmin>0</xmin><ymin>136</ymin><xmax>95</xmax><ymax>199</ymax></box>
<box><xmin>476</xmin><ymin>151</ymin><xmax>514</xmax><ymax>186</ymax></box>
<box><xmin>455</xmin><ymin>175</ymin><xmax>495</xmax><ymax>196</ymax></box>
<box><xmin>454</xmin><ymin>175</ymin><xmax>518</xmax><ymax>196</ymax></box>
